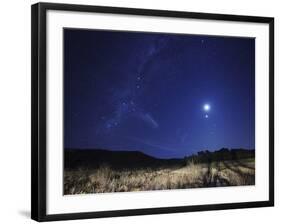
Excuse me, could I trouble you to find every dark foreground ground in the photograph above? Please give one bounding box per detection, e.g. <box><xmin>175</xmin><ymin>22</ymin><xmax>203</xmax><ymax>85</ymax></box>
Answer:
<box><xmin>64</xmin><ymin>149</ymin><xmax>255</xmax><ymax>195</ymax></box>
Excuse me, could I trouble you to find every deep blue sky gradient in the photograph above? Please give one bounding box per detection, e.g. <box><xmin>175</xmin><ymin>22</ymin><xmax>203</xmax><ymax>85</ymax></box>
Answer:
<box><xmin>64</xmin><ymin>29</ymin><xmax>255</xmax><ymax>158</ymax></box>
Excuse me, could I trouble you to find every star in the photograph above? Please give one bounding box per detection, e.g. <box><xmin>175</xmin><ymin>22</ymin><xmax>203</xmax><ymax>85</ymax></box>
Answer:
<box><xmin>106</xmin><ymin>123</ymin><xmax>112</xmax><ymax>129</ymax></box>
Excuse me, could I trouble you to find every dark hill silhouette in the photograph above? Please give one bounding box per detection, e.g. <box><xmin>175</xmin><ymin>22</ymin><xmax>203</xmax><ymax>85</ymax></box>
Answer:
<box><xmin>64</xmin><ymin>149</ymin><xmax>183</xmax><ymax>170</ymax></box>
<box><xmin>64</xmin><ymin>148</ymin><xmax>255</xmax><ymax>170</ymax></box>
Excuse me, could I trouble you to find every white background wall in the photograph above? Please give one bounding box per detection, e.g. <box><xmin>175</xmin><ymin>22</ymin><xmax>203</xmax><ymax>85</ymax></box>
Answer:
<box><xmin>0</xmin><ymin>0</ymin><xmax>279</xmax><ymax>223</ymax></box>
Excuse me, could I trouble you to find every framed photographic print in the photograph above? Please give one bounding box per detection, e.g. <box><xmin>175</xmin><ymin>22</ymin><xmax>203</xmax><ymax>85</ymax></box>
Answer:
<box><xmin>31</xmin><ymin>2</ymin><xmax>274</xmax><ymax>222</ymax></box>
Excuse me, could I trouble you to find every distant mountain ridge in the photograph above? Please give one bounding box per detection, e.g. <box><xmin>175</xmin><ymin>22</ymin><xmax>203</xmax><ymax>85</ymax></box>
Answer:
<box><xmin>64</xmin><ymin>148</ymin><xmax>254</xmax><ymax>170</ymax></box>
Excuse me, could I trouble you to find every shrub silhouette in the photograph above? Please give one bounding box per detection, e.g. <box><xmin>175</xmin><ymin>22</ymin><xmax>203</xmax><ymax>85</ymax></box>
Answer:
<box><xmin>185</xmin><ymin>148</ymin><xmax>254</xmax><ymax>164</ymax></box>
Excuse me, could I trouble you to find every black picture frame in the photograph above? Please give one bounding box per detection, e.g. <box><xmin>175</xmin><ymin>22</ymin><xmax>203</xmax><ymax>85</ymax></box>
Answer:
<box><xmin>31</xmin><ymin>2</ymin><xmax>274</xmax><ymax>222</ymax></box>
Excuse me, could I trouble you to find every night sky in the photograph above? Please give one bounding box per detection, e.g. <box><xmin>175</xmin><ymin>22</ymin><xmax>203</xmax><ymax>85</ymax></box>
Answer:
<box><xmin>64</xmin><ymin>29</ymin><xmax>255</xmax><ymax>159</ymax></box>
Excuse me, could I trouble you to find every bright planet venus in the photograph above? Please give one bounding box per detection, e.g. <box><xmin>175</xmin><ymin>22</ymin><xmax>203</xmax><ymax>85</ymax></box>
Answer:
<box><xmin>203</xmin><ymin>104</ymin><xmax>210</xmax><ymax>112</ymax></box>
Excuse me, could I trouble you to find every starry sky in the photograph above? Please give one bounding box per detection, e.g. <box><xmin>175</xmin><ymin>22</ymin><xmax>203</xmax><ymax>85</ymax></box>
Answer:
<box><xmin>64</xmin><ymin>29</ymin><xmax>255</xmax><ymax>159</ymax></box>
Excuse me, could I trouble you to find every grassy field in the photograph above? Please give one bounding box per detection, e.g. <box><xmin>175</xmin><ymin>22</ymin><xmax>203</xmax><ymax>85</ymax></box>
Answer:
<box><xmin>64</xmin><ymin>158</ymin><xmax>255</xmax><ymax>195</ymax></box>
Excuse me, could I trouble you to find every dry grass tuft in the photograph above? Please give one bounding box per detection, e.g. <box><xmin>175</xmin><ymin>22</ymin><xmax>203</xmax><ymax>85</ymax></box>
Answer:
<box><xmin>64</xmin><ymin>159</ymin><xmax>255</xmax><ymax>195</ymax></box>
